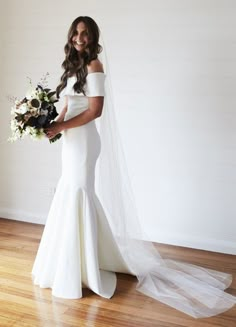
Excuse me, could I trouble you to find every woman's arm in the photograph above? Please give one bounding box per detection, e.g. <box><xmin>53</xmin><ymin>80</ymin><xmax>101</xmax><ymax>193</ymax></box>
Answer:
<box><xmin>45</xmin><ymin>96</ymin><xmax>104</xmax><ymax>139</ymax></box>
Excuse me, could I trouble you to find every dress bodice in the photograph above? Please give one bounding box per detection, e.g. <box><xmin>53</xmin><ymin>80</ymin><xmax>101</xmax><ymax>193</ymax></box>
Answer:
<box><xmin>60</xmin><ymin>72</ymin><xmax>106</xmax><ymax>120</ymax></box>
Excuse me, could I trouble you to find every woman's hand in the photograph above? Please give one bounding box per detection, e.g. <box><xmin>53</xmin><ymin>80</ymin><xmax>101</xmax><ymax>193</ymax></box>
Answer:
<box><xmin>44</xmin><ymin>121</ymin><xmax>64</xmax><ymax>139</ymax></box>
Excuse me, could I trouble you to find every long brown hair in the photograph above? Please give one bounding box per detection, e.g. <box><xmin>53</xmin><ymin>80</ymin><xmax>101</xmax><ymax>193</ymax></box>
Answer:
<box><xmin>56</xmin><ymin>16</ymin><xmax>103</xmax><ymax>98</ymax></box>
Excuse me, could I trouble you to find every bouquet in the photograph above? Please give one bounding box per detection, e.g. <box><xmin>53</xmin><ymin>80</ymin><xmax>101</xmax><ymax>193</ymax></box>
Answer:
<box><xmin>8</xmin><ymin>73</ymin><xmax>61</xmax><ymax>143</ymax></box>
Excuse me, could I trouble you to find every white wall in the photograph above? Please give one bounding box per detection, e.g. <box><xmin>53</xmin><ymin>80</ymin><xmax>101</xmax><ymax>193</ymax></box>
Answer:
<box><xmin>0</xmin><ymin>0</ymin><xmax>236</xmax><ymax>254</ymax></box>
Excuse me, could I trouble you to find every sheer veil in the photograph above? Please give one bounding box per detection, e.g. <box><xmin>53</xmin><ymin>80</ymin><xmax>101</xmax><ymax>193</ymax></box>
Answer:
<box><xmin>95</xmin><ymin>33</ymin><xmax>236</xmax><ymax>318</ymax></box>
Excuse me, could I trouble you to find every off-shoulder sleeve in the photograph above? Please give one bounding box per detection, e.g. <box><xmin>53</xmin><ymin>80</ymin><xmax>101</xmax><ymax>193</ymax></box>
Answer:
<box><xmin>85</xmin><ymin>72</ymin><xmax>106</xmax><ymax>97</ymax></box>
<box><xmin>59</xmin><ymin>72</ymin><xmax>106</xmax><ymax>97</ymax></box>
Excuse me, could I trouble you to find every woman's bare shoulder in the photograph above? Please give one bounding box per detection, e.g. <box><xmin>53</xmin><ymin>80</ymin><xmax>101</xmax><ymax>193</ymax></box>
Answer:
<box><xmin>87</xmin><ymin>59</ymin><xmax>104</xmax><ymax>73</ymax></box>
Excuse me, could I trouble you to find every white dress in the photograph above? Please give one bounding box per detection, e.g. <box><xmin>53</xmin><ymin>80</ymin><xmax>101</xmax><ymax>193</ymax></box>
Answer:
<box><xmin>31</xmin><ymin>72</ymin><xmax>132</xmax><ymax>299</ymax></box>
<box><xmin>31</xmin><ymin>72</ymin><xmax>236</xmax><ymax>318</ymax></box>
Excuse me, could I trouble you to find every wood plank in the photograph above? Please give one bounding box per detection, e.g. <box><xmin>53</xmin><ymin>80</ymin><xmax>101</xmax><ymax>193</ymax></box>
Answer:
<box><xmin>0</xmin><ymin>217</ymin><xmax>235</xmax><ymax>326</ymax></box>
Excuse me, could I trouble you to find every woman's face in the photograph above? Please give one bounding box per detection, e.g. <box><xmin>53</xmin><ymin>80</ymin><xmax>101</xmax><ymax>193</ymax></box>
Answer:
<box><xmin>72</xmin><ymin>21</ymin><xmax>89</xmax><ymax>52</ymax></box>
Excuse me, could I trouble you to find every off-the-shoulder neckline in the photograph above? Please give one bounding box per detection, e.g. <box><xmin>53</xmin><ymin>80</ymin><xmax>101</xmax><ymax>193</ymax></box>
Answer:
<box><xmin>87</xmin><ymin>72</ymin><xmax>106</xmax><ymax>76</ymax></box>
<box><xmin>66</xmin><ymin>72</ymin><xmax>106</xmax><ymax>85</ymax></box>
<box><xmin>68</xmin><ymin>72</ymin><xmax>105</xmax><ymax>79</ymax></box>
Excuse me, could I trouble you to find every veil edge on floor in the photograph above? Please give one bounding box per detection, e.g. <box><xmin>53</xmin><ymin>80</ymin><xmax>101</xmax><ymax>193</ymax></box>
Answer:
<box><xmin>95</xmin><ymin>33</ymin><xmax>236</xmax><ymax>318</ymax></box>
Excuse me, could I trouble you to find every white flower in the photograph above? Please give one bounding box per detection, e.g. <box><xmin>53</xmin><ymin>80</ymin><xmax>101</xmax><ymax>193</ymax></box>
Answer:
<box><xmin>10</xmin><ymin>119</ymin><xmax>18</xmax><ymax>131</ymax></box>
<box><xmin>25</xmin><ymin>126</ymin><xmax>34</xmax><ymax>135</ymax></box>
<box><xmin>29</xmin><ymin>127</ymin><xmax>45</xmax><ymax>140</ymax></box>
<box><xmin>16</xmin><ymin>103</ymin><xmax>28</xmax><ymax>114</ymax></box>
<box><xmin>8</xmin><ymin>121</ymin><xmax>24</xmax><ymax>141</ymax></box>
<box><xmin>11</xmin><ymin>106</ymin><xmax>16</xmax><ymax>114</ymax></box>
<box><xmin>25</xmin><ymin>87</ymin><xmax>38</xmax><ymax>100</ymax></box>
<box><xmin>49</xmin><ymin>94</ymin><xmax>57</xmax><ymax>102</ymax></box>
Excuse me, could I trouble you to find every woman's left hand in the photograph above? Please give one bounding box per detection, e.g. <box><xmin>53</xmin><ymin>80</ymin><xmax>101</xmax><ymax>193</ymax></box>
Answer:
<box><xmin>44</xmin><ymin>121</ymin><xmax>64</xmax><ymax>139</ymax></box>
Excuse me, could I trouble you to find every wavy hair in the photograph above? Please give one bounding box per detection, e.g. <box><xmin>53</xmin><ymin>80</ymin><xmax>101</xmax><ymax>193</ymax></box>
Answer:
<box><xmin>56</xmin><ymin>16</ymin><xmax>103</xmax><ymax>98</ymax></box>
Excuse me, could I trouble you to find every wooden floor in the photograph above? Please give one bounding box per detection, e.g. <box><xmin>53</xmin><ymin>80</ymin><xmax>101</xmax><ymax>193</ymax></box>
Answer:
<box><xmin>0</xmin><ymin>217</ymin><xmax>235</xmax><ymax>327</ymax></box>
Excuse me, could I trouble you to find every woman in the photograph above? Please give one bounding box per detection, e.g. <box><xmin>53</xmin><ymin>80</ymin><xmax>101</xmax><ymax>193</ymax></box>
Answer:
<box><xmin>32</xmin><ymin>16</ymin><xmax>133</xmax><ymax>300</ymax></box>
<box><xmin>32</xmin><ymin>16</ymin><xmax>236</xmax><ymax>318</ymax></box>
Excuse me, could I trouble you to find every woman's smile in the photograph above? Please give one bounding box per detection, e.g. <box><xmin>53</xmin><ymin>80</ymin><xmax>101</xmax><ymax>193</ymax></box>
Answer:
<box><xmin>72</xmin><ymin>22</ymin><xmax>89</xmax><ymax>52</ymax></box>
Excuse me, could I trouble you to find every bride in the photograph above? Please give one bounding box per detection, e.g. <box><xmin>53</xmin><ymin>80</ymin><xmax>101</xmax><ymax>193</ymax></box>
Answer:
<box><xmin>31</xmin><ymin>16</ymin><xmax>236</xmax><ymax>318</ymax></box>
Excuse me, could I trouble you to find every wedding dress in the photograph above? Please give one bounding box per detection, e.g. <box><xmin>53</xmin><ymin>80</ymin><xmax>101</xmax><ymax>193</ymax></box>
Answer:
<box><xmin>32</xmin><ymin>73</ymin><xmax>133</xmax><ymax>299</ymax></box>
<box><xmin>32</xmin><ymin>71</ymin><xmax>236</xmax><ymax>318</ymax></box>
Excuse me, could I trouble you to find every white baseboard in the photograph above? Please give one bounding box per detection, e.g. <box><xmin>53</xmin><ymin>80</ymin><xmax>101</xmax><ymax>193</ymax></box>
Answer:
<box><xmin>1</xmin><ymin>207</ymin><xmax>235</xmax><ymax>255</ymax></box>
<box><xmin>146</xmin><ymin>231</ymin><xmax>236</xmax><ymax>255</ymax></box>
<box><xmin>0</xmin><ymin>207</ymin><xmax>46</xmax><ymax>225</ymax></box>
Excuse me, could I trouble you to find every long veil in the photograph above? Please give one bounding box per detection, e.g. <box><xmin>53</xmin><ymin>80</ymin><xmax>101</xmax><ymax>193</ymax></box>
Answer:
<box><xmin>95</xmin><ymin>33</ymin><xmax>236</xmax><ymax>318</ymax></box>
